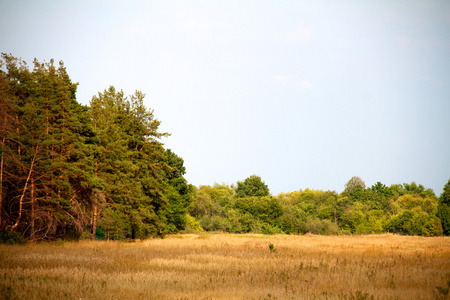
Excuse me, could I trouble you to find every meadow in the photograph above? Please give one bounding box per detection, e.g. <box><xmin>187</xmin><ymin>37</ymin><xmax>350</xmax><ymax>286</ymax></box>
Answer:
<box><xmin>0</xmin><ymin>234</ymin><xmax>449</xmax><ymax>299</ymax></box>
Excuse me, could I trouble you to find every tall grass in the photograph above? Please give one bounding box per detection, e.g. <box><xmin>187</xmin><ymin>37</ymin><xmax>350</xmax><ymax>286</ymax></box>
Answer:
<box><xmin>0</xmin><ymin>234</ymin><xmax>449</xmax><ymax>299</ymax></box>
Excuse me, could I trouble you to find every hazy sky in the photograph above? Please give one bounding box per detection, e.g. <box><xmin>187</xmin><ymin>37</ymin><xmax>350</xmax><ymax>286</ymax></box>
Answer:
<box><xmin>2</xmin><ymin>0</ymin><xmax>450</xmax><ymax>195</ymax></box>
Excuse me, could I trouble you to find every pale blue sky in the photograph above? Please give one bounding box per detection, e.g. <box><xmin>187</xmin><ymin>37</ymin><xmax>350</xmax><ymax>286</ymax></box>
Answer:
<box><xmin>1</xmin><ymin>0</ymin><xmax>449</xmax><ymax>195</ymax></box>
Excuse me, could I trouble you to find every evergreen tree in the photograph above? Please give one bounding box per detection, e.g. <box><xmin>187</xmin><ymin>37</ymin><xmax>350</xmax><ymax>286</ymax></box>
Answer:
<box><xmin>0</xmin><ymin>59</ymin><xmax>22</xmax><ymax>230</ymax></box>
<box><xmin>0</xmin><ymin>54</ymin><xmax>97</xmax><ymax>240</ymax></box>
<box><xmin>437</xmin><ymin>179</ymin><xmax>450</xmax><ymax>235</ymax></box>
<box><xmin>90</xmin><ymin>87</ymin><xmax>169</xmax><ymax>239</ymax></box>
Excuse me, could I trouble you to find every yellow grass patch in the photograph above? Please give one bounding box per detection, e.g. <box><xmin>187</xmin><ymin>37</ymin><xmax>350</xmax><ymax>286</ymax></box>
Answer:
<box><xmin>1</xmin><ymin>234</ymin><xmax>449</xmax><ymax>299</ymax></box>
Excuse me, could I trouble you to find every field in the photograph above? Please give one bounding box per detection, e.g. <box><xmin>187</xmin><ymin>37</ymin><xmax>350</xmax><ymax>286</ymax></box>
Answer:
<box><xmin>0</xmin><ymin>234</ymin><xmax>449</xmax><ymax>299</ymax></box>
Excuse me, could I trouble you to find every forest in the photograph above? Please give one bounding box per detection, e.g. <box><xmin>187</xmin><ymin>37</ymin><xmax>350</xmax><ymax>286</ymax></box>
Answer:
<box><xmin>0</xmin><ymin>54</ymin><xmax>449</xmax><ymax>242</ymax></box>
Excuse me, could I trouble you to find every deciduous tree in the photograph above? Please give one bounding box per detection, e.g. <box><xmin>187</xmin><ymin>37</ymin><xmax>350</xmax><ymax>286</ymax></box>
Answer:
<box><xmin>236</xmin><ymin>175</ymin><xmax>269</xmax><ymax>198</ymax></box>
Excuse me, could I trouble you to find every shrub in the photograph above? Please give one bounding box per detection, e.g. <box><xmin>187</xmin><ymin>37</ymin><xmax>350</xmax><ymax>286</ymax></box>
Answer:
<box><xmin>184</xmin><ymin>214</ymin><xmax>203</xmax><ymax>232</ymax></box>
<box><xmin>0</xmin><ymin>230</ymin><xmax>27</xmax><ymax>245</ymax></box>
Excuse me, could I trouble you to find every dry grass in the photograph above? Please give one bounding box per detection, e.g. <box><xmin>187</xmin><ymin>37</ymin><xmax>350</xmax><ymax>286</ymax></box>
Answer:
<box><xmin>0</xmin><ymin>233</ymin><xmax>449</xmax><ymax>299</ymax></box>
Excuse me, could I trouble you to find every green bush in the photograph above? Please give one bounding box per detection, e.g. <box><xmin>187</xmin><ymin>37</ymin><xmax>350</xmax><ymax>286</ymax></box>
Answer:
<box><xmin>199</xmin><ymin>215</ymin><xmax>230</xmax><ymax>232</ymax></box>
<box><xmin>305</xmin><ymin>218</ymin><xmax>340</xmax><ymax>235</ymax></box>
<box><xmin>184</xmin><ymin>214</ymin><xmax>203</xmax><ymax>232</ymax></box>
<box><xmin>0</xmin><ymin>230</ymin><xmax>27</xmax><ymax>245</ymax></box>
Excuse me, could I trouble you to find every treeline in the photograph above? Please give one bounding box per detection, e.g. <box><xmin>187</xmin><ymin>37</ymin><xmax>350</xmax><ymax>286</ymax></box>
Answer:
<box><xmin>0</xmin><ymin>54</ymin><xmax>193</xmax><ymax>241</ymax></box>
<box><xmin>191</xmin><ymin>175</ymin><xmax>450</xmax><ymax>236</ymax></box>
<box><xmin>0</xmin><ymin>54</ymin><xmax>449</xmax><ymax>242</ymax></box>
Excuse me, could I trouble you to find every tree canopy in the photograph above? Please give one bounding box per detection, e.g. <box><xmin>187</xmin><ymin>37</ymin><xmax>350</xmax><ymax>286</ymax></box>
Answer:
<box><xmin>0</xmin><ymin>54</ymin><xmax>192</xmax><ymax>241</ymax></box>
<box><xmin>235</xmin><ymin>175</ymin><xmax>270</xmax><ymax>198</ymax></box>
<box><xmin>0</xmin><ymin>54</ymin><xmax>448</xmax><ymax>241</ymax></box>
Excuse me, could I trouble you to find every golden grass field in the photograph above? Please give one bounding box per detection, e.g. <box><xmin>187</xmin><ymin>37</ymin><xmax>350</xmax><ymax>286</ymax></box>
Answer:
<box><xmin>0</xmin><ymin>233</ymin><xmax>449</xmax><ymax>299</ymax></box>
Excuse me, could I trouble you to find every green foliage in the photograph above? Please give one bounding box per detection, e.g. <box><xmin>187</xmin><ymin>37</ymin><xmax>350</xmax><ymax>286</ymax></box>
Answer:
<box><xmin>184</xmin><ymin>214</ymin><xmax>203</xmax><ymax>232</ymax></box>
<box><xmin>344</xmin><ymin>176</ymin><xmax>366</xmax><ymax>196</ymax></box>
<box><xmin>190</xmin><ymin>180</ymin><xmax>284</xmax><ymax>234</ymax></box>
<box><xmin>437</xmin><ymin>204</ymin><xmax>450</xmax><ymax>236</ymax></box>
<box><xmin>0</xmin><ymin>54</ymin><xmax>97</xmax><ymax>240</ymax></box>
<box><xmin>188</xmin><ymin>179</ymin><xmax>442</xmax><ymax>237</ymax></box>
<box><xmin>305</xmin><ymin>218</ymin><xmax>340</xmax><ymax>235</ymax></box>
<box><xmin>1</xmin><ymin>54</ymin><xmax>446</xmax><ymax>240</ymax></box>
<box><xmin>437</xmin><ymin>179</ymin><xmax>450</xmax><ymax>235</ymax></box>
<box><xmin>199</xmin><ymin>215</ymin><xmax>231</xmax><ymax>232</ymax></box>
<box><xmin>0</xmin><ymin>55</ymin><xmax>192</xmax><ymax>242</ymax></box>
<box><xmin>441</xmin><ymin>179</ymin><xmax>450</xmax><ymax>206</ymax></box>
<box><xmin>234</xmin><ymin>196</ymin><xmax>283</xmax><ymax>234</ymax></box>
<box><xmin>236</xmin><ymin>175</ymin><xmax>270</xmax><ymax>198</ymax></box>
<box><xmin>277</xmin><ymin>202</ymin><xmax>307</xmax><ymax>234</ymax></box>
<box><xmin>0</xmin><ymin>230</ymin><xmax>27</xmax><ymax>245</ymax></box>
<box><xmin>402</xmin><ymin>182</ymin><xmax>436</xmax><ymax>199</ymax></box>
<box><xmin>385</xmin><ymin>209</ymin><xmax>440</xmax><ymax>236</ymax></box>
<box><xmin>163</xmin><ymin>149</ymin><xmax>194</xmax><ymax>233</ymax></box>
<box><xmin>88</xmin><ymin>86</ymin><xmax>171</xmax><ymax>239</ymax></box>
<box><xmin>268</xmin><ymin>243</ymin><xmax>277</xmax><ymax>253</ymax></box>
<box><xmin>235</xmin><ymin>196</ymin><xmax>282</xmax><ymax>222</ymax></box>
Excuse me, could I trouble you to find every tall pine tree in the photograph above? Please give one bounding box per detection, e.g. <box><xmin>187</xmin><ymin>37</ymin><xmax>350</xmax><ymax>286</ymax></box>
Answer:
<box><xmin>90</xmin><ymin>87</ymin><xmax>169</xmax><ymax>239</ymax></box>
<box><xmin>0</xmin><ymin>54</ymin><xmax>97</xmax><ymax>240</ymax></box>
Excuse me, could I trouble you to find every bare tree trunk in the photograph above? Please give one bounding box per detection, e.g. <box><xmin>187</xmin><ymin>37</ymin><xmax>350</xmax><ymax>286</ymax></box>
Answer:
<box><xmin>92</xmin><ymin>160</ymin><xmax>98</xmax><ymax>240</ymax></box>
<box><xmin>11</xmin><ymin>146</ymin><xmax>38</xmax><ymax>230</ymax></box>
<box><xmin>30</xmin><ymin>176</ymin><xmax>35</xmax><ymax>240</ymax></box>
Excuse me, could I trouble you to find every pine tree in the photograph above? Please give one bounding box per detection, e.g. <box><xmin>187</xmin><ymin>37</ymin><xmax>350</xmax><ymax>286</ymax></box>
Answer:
<box><xmin>90</xmin><ymin>87</ymin><xmax>169</xmax><ymax>239</ymax></box>
<box><xmin>0</xmin><ymin>54</ymin><xmax>97</xmax><ymax>240</ymax></box>
<box><xmin>1</xmin><ymin>54</ymin><xmax>190</xmax><ymax>240</ymax></box>
<box><xmin>0</xmin><ymin>57</ymin><xmax>22</xmax><ymax>230</ymax></box>
<box><xmin>437</xmin><ymin>179</ymin><xmax>450</xmax><ymax>236</ymax></box>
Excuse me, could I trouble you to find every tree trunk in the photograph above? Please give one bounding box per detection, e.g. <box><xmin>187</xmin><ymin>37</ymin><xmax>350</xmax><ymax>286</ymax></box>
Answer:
<box><xmin>30</xmin><ymin>176</ymin><xmax>35</xmax><ymax>240</ymax></box>
<box><xmin>11</xmin><ymin>146</ymin><xmax>38</xmax><ymax>230</ymax></box>
<box><xmin>92</xmin><ymin>204</ymin><xmax>97</xmax><ymax>240</ymax></box>
<box><xmin>92</xmin><ymin>160</ymin><xmax>98</xmax><ymax>240</ymax></box>
<box><xmin>131</xmin><ymin>226</ymin><xmax>136</xmax><ymax>240</ymax></box>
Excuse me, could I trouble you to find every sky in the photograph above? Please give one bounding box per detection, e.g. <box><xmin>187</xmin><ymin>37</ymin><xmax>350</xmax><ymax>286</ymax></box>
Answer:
<box><xmin>1</xmin><ymin>0</ymin><xmax>450</xmax><ymax>195</ymax></box>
